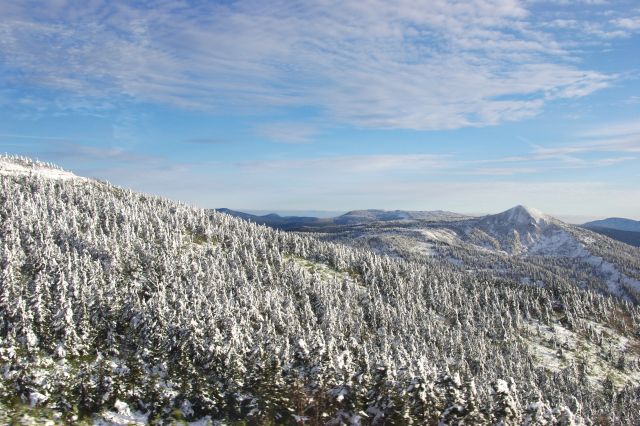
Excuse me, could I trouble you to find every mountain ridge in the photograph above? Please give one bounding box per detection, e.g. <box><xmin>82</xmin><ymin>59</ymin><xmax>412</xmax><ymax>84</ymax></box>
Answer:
<box><xmin>237</xmin><ymin>202</ymin><xmax>640</xmax><ymax>302</ymax></box>
<box><xmin>215</xmin><ymin>207</ymin><xmax>471</xmax><ymax>228</ymax></box>
<box><xmin>581</xmin><ymin>226</ymin><xmax>640</xmax><ymax>248</ymax></box>
<box><xmin>583</xmin><ymin>217</ymin><xmax>640</xmax><ymax>232</ymax></box>
<box><xmin>218</xmin><ymin>206</ymin><xmax>640</xmax><ymax>300</ymax></box>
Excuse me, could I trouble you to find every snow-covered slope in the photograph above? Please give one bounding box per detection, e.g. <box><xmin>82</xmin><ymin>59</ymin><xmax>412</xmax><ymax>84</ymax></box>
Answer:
<box><xmin>0</xmin><ymin>155</ymin><xmax>83</xmax><ymax>181</ymax></box>
<box><xmin>2</xmin><ymin>157</ymin><xmax>640</xmax><ymax>424</ymax></box>
<box><xmin>471</xmin><ymin>205</ymin><xmax>573</xmax><ymax>255</ymax></box>
<box><xmin>307</xmin><ymin>205</ymin><xmax>640</xmax><ymax>302</ymax></box>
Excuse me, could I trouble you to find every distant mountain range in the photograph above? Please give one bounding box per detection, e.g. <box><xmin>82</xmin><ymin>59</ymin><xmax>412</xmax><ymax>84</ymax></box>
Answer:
<box><xmin>582</xmin><ymin>217</ymin><xmax>640</xmax><ymax>247</ymax></box>
<box><xmin>220</xmin><ymin>204</ymin><xmax>640</xmax><ymax>301</ymax></box>
<box><xmin>219</xmin><ymin>207</ymin><xmax>640</xmax><ymax>249</ymax></box>
<box><xmin>583</xmin><ymin>217</ymin><xmax>640</xmax><ymax>232</ymax></box>
<box><xmin>214</xmin><ymin>208</ymin><xmax>332</xmax><ymax>229</ymax></box>
<box><xmin>214</xmin><ymin>207</ymin><xmax>470</xmax><ymax>228</ymax></box>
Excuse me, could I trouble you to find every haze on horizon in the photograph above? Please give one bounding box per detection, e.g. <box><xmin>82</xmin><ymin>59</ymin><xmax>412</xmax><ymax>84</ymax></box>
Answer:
<box><xmin>1</xmin><ymin>0</ymin><xmax>639</xmax><ymax>220</ymax></box>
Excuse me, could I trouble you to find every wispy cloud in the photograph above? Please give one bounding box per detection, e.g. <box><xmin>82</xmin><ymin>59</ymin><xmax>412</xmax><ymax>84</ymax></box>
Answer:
<box><xmin>235</xmin><ymin>133</ymin><xmax>638</xmax><ymax>177</ymax></box>
<box><xmin>525</xmin><ymin>119</ymin><xmax>640</xmax><ymax>161</ymax></box>
<box><xmin>185</xmin><ymin>138</ymin><xmax>229</xmax><ymax>145</ymax></box>
<box><xmin>256</xmin><ymin>122</ymin><xmax>318</xmax><ymax>144</ymax></box>
<box><xmin>40</xmin><ymin>142</ymin><xmax>163</xmax><ymax>165</ymax></box>
<box><xmin>577</xmin><ymin>119</ymin><xmax>640</xmax><ymax>139</ymax></box>
<box><xmin>465</xmin><ymin>167</ymin><xmax>541</xmax><ymax>176</ymax></box>
<box><xmin>0</xmin><ymin>133</ymin><xmax>69</xmax><ymax>141</ymax></box>
<box><xmin>237</xmin><ymin>154</ymin><xmax>449</xmax><ymax>173</ymax></box>
<box><xmin>532</xmin><ymin>140</ymin><xmax>640</xmax><ymax>158</ymax></box>
<box><xmin>0</xmin><ymin>0</ymin><xmax>616</xmax><ymax>130</ymax></box>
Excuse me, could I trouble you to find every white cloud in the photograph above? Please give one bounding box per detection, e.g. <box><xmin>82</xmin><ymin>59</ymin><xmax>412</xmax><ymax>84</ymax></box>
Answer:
<box><xmin>612</xmin><ymin>17</ymin><xmax>640</xmax><ymax>30</ymax></box>
<box><xmin>578</xmin><ymin>118</ymin><xmax>640</xmax><ymax>138</ymax></box>
<box><xmin>542</xmin><ymin>9</ymin><xmax>639</xmax><ymax>40</ymax></box>
<box><xmin>0</xmin><ymin>0</ymin><xmax>614</xmax><ymax>130</ymax></box>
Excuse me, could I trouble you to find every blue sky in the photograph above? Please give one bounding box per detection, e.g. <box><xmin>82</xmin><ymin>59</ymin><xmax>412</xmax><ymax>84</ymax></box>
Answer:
<box><xmin>1</xmin><ymin>0</ymin><xmax>639</xmax><ymax>221</ymax></box>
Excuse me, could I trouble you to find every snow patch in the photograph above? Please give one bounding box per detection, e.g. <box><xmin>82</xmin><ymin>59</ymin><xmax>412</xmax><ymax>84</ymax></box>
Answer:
<box><xmin>418</xmin><ymin>228</ymin><xmax>459</xmax><ymax>245</ymax></box>
<box><xmin>0</xmin><ymin>158</ymin><xmax>83</xmax><ymax>181</ymax></box>
<box><xmin>534</xmin><ymin>230</ymin><xmax>640</xmax><ymax>298</ymax></box>
<box><xmin>522</xmin><ymin>319</ymin><xmax>640</xmax><ymax>388</ymax></box>
<box><xmin>581</xmin><ymin>252</ymin><xmax>640</xmax><ymax>298</ymax></box>
<box><xmin>94</xmin><ymin>401</ymin><xmax>148</xmax><ymax>426</ymax></box>
<box><xmin>29</xmin><ymin>391</ymin><xmax>48</xmax><ymax>407</ymax></box>
<box><xmin>415</xmin><ymin>241</ymin><xmax>437</xmax><ymax>256</ymax></box>
<box><xmin>529</xmin><ymin>229</ymin><xmax>580</xmax><ymax>256</ymax></box>
<box><xmin>509</xmin><ymin>205</ymin><xmax>549</xmax><ymax>224</ymax></box>
<box><xmin>447</xmin><ymin>257</ymin><xmax>464</xmax><ymax>266</ymax></box>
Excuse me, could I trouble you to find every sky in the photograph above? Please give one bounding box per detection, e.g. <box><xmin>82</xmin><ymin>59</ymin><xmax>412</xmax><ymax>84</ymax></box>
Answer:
<box><xmin>1</xmin><ymin>0</ymin><xmax>639</xmax><ymax>222</ymax></box>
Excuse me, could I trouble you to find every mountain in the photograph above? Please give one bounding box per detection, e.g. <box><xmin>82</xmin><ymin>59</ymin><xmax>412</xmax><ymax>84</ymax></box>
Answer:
<box><xmin>221</xmin><ymin>204</ymin><xmax>640</xmax><ymax>301</ymax></box>
<box><xmin>217</xmin><ymin>208</ymin><xmax>469</xmax><ymax>229</ymax></box>
<box><xmin>584</xmin><ymin>217</ymin><xmax>640</xmax><ymax>232</ymax></box>
<box><xmin>483</xmin><ymin>204</ymin><xmax>549</xmax><ymax>226</ymax></box>
<box><xmin>287</xmin><ymin>205</ymin><xmax>640</xmax><ymax>302</ymax></box>
<box><xmin>2</xmin><ymin>155</ymin><xmax>640</xmax><ymax>424</ymax></box>
<box><xmin>581</xmin><ymin>226</ymin><xmax>640</xmax><ymax>247</ymax></box>
<box><xmin>475</xmin><ymin>205</ymin><xmax>559</xmax><ymax>254</ymax></box>
<box><xmin>582</xmin><ymin>218</ymin><xmax>640</xmax><ymax>247</ymax></box>
<box><xmin>214</xmin><ymin>208</ymin><xmax>329</xmax><ymax>229</ymax></box>
<box><xmin>334</xmin><ymin>209</ymin><xmax>470</xmax><ymax>225</ymax></box>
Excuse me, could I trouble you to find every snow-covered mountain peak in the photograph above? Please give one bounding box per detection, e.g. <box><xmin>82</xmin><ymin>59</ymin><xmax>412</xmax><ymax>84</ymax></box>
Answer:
<box><xmin>502</xmin><ymin>205</ymin><xmax>549</xmax><ymax>224</ymax></box>
<box><xmin>0</xmin><ymin>155</ymin><xmax>82</xmax><ymax>181</ymax></box>
<box><xmin>490</xmin><ymin>205</ymin><xmax>550</xmax><ymax>227</ymax></box>
<box><xmin>469</xmin><ymin>205</ymin><xmax>572</xmax><ymax>255</ymax></box>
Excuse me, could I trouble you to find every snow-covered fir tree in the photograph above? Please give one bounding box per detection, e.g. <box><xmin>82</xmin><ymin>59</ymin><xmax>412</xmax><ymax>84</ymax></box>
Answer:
<box><xmin>0</xmin><ymin>155</ymin><xmax>639</xmax><ymax>424</ymax></box>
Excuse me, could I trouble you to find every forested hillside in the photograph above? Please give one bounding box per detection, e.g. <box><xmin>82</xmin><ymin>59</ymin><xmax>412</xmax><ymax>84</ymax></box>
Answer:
<box><xmin>291</xmin><ymin>206</ymin><xmax>640</xmax><ymax>304</ymax></box>
<box><xmin>1</xmin><ymin>156</ymin><xmax>640</xmax><ymax>424</ymax></box>
<box><xmin>581</xmin><ymin>226</ymin><xmax>640</xmax><ymax>248</ymax></box>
